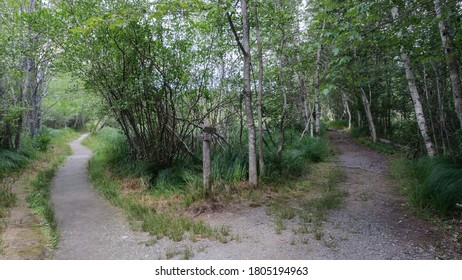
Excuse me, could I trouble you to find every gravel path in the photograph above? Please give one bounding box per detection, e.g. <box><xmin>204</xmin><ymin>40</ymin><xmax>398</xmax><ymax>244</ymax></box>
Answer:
<box><xmin>51</xmin><ymin>134</ymin><xmax>171</xmax><ymax>259</ymax></box>
<box><xmin>319</xmin><ymin>130</ymin><xmax>457</xmax><ymax>259</ymax></box>
<box><xmin>50</xmin><ymin>132</ymin><xmax>460</xmax><ymax>260</ymax></box>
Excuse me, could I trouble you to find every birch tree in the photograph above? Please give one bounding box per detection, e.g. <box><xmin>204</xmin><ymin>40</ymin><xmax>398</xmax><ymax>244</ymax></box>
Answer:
<box><xmin>391</xmin><ymin>6</ymin><xmax>436</xmax><ymax>157</ymax></box>
<box><xmin>433</xmin><ymin>0</ymin><xmax>462</xmax><ymax>129</ymax></box>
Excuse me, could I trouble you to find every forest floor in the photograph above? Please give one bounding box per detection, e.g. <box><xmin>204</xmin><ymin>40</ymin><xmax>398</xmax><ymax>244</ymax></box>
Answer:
<box><xmin>3</xmin><ymin>130</ymin><xmax>461</xmax><ymax>259</ymax></box>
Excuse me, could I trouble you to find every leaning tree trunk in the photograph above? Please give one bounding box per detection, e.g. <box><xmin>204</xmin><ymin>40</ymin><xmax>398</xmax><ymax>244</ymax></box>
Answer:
<box><xmin>392</xmin><ymin>6</ymin><xmax>436</xmax><ymax>157</ymax></box>
<box><xmin>360</xmin><ymin>87</ymin><xmax>377</xmax><ymax>142</ymax></box>
<box><xmin>434</xmin><ymin>0</ymin><xmax>462</xmax><ymax>129</ymax></box>
<box><xmin>342</xmin><ymin>92</ymin><xmax>352</xmax><ymax>130</ymax></box>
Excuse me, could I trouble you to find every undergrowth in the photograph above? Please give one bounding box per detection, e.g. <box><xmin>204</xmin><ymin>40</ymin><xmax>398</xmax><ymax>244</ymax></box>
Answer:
<box><xmin>328</xmin><ymin>119</ymin><xmax>349</xmax><ymax>129</ymax></box>
<box><xmin>392</xmin><ymin>156</ymin><xmax>462</xmax><ymax>216</ymax></box>
<box><xmin>84</xmin><ymin>129</ymin><xmax>231</xmax><ymax>243</ymax></box>
<box><xmin>0</xmin><ymin>127</ymin><xmax>56</xmax><ymax>180</ymax></box>
<box><xmin>83</xmin><ymin>126</ymin><xmax>335</xmax><ymax>243</ymax></box>
<box><xmin>0</xmin><ymin>184</ymin><xmax>15</xmax><ymax>253</ymax></box>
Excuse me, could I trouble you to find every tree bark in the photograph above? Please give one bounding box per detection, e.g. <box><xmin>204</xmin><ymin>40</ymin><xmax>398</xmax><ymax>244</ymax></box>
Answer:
<box><xmin>229</xmin><ymin>0</ymin><xmax>257</xmax><ymax>186</ymax></box>
<box><xmin>360</xmin><ymin>87</ymin><xmax>377</xmax><ymax>142</ymax></box>
<box><xmin>314</xmin><ymin>20</ymin><xmax>325</xmax><ymax>135</ymax></box>
<box><xmin>341</xmin><ymin>92</ymin><xmax>351</xmax><ymax>129</ymax></box>
<box><xmin>314</xmin><ymin>44</ymin><xmax>322</xmax><ymax>135</ymax></box>
<box><xmin>434</xmin><ymin>0</ymin><xmax>462</xmax><ymax>129</ymax></box>
<box><xmin>253</xmin><ymin>2</ymin><xmax>265</xmax><ymax>177</ymax></box>
<box><xmin>392</xmin><ymin>6</ymin><xmax>436</xmax><ymax>157</ymax></box>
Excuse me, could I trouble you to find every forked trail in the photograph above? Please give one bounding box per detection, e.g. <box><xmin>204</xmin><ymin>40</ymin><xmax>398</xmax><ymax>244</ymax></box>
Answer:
<box><xmin>48</xmin><ymin>132</ymin><xmax>459</xmax><ymax>259</ymax></box>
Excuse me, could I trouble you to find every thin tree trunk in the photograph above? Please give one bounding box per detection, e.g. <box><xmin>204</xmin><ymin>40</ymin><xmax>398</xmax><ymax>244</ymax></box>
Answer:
<box><xmin>230</xmin><ymin>0</ymin><xmax>257</xmax><ymax>186</ymax></box>
<box><xmin>392</xmin><ymin>6</ymin><xmax>436</xmax><ymax>157</ymax></box>
<box><xmin>341</xmin><ymin>92</ymin><xmax>351</xmax><ymax>129</ymax></box>
<box><xmin>277</xmin><ymin>37</ymin><xmax>287</xmax><ymax>161</ymax></box>
<box><xmin>296</xmin><ymin>27</ymin><xmax>312</xmax><ymax>139</ymax></box>
<box><xmin>314</xmin><ymin>20</ymin><xmax>325</xmax><ymax>135</ymax></box>
<box><xmin>360</xmin><ymin>87</ymin><xmax>377</xmax><ymax>142</ymax></box>
<box><xmin>434</xmin><ymin>0</ymin><xmax>462</xmax><ymax>129</ymax></box>
<box><xmin>433</xmin><ymin>64</ymin><xmax>448</xmax><ymax>154</ymax></box>
<box><xmin>423</xmin><ymin>65</ymin><xmax>439</xmax><ymax>153</ymax></box>
<box><xmin>253</xmin><ymin>2</ymin><xmax>265</xmax><ymax>176</ymax></box>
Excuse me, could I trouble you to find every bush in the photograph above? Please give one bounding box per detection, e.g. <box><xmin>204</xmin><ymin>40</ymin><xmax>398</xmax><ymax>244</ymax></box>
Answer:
<box><xmin>0</xmin><ymin>134</ymin><xmax>38</xmax><ymax>179</ymax></box>
<box><xmin>349</xmin><ymin>126</ymin><xmax>369</xmax><ymax>139</ymax></box>
<box><xmin>34</xmin><ymin>128</ymin><xmax>52</xmax><ymax>152</ymax></box>
<box><xmin>394</xmin><ymin>157</ymin><xmax>462</xmax><ymax>215</ymax></box>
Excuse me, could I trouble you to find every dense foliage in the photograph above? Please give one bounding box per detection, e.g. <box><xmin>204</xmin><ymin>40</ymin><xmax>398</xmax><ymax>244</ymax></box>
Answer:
<box><xmin>1</xmin><ymin>0</ymin><xmax>461</xmax><ymax>213</ymax></box>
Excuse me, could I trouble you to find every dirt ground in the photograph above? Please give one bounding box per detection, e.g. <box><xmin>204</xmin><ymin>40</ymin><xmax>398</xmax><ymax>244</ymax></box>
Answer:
<box><xmin>2</xmin><ymin>130</ymin><xmax>460</xmax><ymax>259</ymax></box>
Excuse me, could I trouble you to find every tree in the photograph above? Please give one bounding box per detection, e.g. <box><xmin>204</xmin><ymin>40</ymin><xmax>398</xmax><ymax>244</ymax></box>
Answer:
<box><xmin>391</xmin><ymin>5</ymin><xmax>436</xmax><ymax>157</ymax></box>
<box><xmin>226</xmin><ymin>0</ymin><xmax>258</xmax><ymax>186</ymax></box>
<box><xmin>253</xmin><ymin>1</ymin><xmax>265</xmax><ymax>176</ymax></box>
<box><xmin>433</xmin><ymin>0</ymin><xmax>462</xmax><ymax>130</ymax></box>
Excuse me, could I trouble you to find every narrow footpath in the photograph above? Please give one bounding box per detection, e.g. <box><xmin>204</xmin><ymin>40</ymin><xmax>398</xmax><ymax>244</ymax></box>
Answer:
<box><xmin>51</xmin><ymin>134</ymin><xmax>156</xmax><ymax>259</ymax></box>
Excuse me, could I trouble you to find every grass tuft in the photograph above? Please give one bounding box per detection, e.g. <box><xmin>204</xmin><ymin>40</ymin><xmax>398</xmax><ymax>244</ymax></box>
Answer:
<box><xmin>392</xmin><ymin>157</ymin><xmax>462</xmax><ymax>216</ymax></box>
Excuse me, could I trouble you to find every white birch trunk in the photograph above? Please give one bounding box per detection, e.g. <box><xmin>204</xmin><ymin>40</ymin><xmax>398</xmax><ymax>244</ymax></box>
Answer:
<box><xmin>434</xmin><ymin>0</ymin><xmax>462</xmax><ymax>129</ymax></box>
<box><xmin>392</xmin><ymin>7</ymin><xmax>436</xmax><ymax>157</ymax></box>
<box><xmin>360</xmin><ymin>87</ymin><xmax>377</xmax><ymax>142</ymax></box>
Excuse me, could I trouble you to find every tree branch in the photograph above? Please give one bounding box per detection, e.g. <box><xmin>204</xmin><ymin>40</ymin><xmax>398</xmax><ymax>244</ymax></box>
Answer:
<box><xmin>226</xmin><ymin>12</ymin><xmax>247</xmax><ymax>56</ymax></box>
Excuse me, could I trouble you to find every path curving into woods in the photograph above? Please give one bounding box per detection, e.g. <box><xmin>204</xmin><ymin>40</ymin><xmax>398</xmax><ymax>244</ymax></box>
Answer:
<box><xmin>319</xmin><ymin>130</ymin><xmax>460</xmax><ymax>259</ymax></box>
<box><xmin>51</xmin><ymin>134</ymin><xmax>157</xmax><ymax>259</ymax></box>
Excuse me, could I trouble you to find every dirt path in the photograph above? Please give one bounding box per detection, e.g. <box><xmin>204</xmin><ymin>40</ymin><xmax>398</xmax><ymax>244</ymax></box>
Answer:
<box><xmin>188</xmin><ymin>130</ymin><xmax>461</xmax><ymax>259</ymax></box>
<box><xmin>49</xmin><ymin>131</ymin><xmax>460</xmax><ymax>259</ymax></box>
<box><xmin>319</xmin><ymin>130</ymin><xmax>459</xmax><ymax>259</ymax></box>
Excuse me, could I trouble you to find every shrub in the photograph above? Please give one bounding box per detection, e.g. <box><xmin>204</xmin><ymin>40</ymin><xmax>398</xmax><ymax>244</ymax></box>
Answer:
<box><xmin>34</xmin><ymin>128</ymin><xmax>52</xmax><ymax>152</ymax></box>
<box><xmin>394</xmin><ymin>157</ymin><xmax>462</xmax><ymax>215</ymax></box>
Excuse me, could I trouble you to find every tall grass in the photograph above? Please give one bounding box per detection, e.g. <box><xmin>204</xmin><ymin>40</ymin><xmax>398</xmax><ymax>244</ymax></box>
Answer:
<box><xmin>86</xmin><ymin>127</ymin><xmax>330</xmax><ymax>192</ymax></box>
<box><xmin>0</xmin><ymin>185</ymin><xmax>15</xmax><ymax>218</ymax></box>
<box><xmin>393</xmin><ymin>157</ymin><xmax>462</xmax><ymax>216</ymax></box>
<box><xmin>0</xmin><ymin>127</ymin><xmax>59</xmax><ymax>180</ymax></box>
<box><xmin>27</xmin><ymin>167</ymin><xmax>60</xmax><ymax>247</ymax></box>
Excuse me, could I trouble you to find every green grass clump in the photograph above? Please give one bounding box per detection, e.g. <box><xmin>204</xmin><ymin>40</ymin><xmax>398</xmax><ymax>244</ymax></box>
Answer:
<box><xmin>264</xmin><ymin>133</ymin><xmax>330</xmax><ymax>178</ymax></box>
<box><xmin>27</xmin><ymin>167</ymin><xmax>59</xmax><ymax>247</ymax></box>
<box><xmin>0</xmin><ymin>185</ymin><xmax>15</xmax><ymax>219</ymax></box>
<box><xmin>393</xmin><ymin>157</ymin><xmax>462</xmax><ymax>216</ymax></box>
